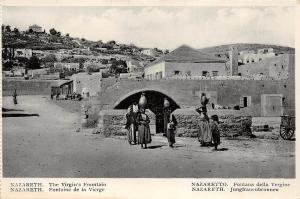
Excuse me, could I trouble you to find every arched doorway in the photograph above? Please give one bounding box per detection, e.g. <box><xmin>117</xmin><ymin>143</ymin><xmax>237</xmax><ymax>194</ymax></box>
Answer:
<box><xmin>114</xmin><ymin>90</ymin><xmax>180</xmax><ymax>134</ymax></box>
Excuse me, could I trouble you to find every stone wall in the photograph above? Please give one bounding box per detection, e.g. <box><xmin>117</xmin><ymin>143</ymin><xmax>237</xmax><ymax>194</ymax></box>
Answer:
<box><xmin>2</xmin><ymin>79</ymin><xmax>55</xmax><ymax>96</ymax></box>
<box><xmin>173</xmin><ymin>109</ymin><xmax>252</xmax><ymax>137</ymax></box>
<box><xmin>95</xmin><ymin>109</ymin><xmax>156</xmax><ymax>137</ymax></box>
<box><xmin>94</xmin><ymin>108</ymin><xmax>252</xmax><ymax>138</ymax></box>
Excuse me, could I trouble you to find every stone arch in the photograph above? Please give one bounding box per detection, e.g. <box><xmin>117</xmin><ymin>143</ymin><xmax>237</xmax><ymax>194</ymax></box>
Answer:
<box><xmin>114</xmin><ymin>89</ymin><xmax>180</xmax><ymax>134</ymax></box>
<box><xmin>114</xmin><ymin>89</ymin><xmax>180</xmax><ymax>111</ymax></box>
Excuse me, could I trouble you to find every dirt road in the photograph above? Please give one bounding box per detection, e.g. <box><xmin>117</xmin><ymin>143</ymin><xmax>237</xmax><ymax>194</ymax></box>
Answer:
<box><xmin>2</xmin><ymin>96</ymin><xmax>295</xmax><ymax>178</ymax></box>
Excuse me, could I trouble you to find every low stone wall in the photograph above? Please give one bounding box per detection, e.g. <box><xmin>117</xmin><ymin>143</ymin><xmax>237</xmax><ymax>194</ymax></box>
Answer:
<box><xmin>173</xmin><ymin>109</ymin><xmax>252</xmax><ymax>137</ymax></box>
<box><xmin>95</xmin><ymin>109</ymin><xmax>156</xmax><ymax>137</ymax></box>
<box><xmin>94</xmin><ymin>108</ymin><xmax>252</xmax><ymax>137</ymax></box>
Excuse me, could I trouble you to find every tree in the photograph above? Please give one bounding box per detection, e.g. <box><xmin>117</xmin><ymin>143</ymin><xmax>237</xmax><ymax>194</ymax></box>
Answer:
<box><xmin>5</xmin><ymin>25</ymin><xmax>11</xmax><ymax>32</ymax></box>
<box><xmin>81</xmin><ymin>38</ymin><xmax>86</xmax><ymax>42</ymax></box>
<box><xmin>49</xmin><ymin>28</ymin><xmax>57</xmax><ymax>35</ymax></box>
<box><xmin>57</xmin><ymin>32</ymin><xmax>61</xmax><ymax>37</ymax></box>
<box><xmin>66</xmin><ymin>33</ymin><xmax>69</xmax><ymax>37</ymax></box>
<box><xmin>41</xmin><ymin>54</ymin><xmax>57</xmax><ymax>64</ymax></box>
<box><xmin>107</xmin><ymin>40</ymin><xmax>116</xmax><ymax>45</ymax></box>
<box><xmin>13</xmin><ymin>28</ymin><xmax>19</xmax><ymax>34</ymax></box>
<box><xmin>28</xmin><ymin>29</ymin><xmax>33</xmax><ymax>33</ymax></box>
<box><xmin>27</xmin><ymin>56</ymin><xmax>40</xmax><ymax>69</ymax></box>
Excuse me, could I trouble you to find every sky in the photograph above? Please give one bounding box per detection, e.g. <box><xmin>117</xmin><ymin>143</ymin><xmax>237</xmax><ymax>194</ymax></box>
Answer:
<box><xmin>3</xmin><ymin>6</ymin><xmax>295</xmax><ymax>50</ymax></box>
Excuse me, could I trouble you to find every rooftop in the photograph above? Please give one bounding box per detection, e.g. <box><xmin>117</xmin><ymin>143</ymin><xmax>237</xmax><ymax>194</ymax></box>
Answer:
<box><xmin>146</xmin><ymin>45</ymin><xmax>227</xmax><ymax>67</ymax></box>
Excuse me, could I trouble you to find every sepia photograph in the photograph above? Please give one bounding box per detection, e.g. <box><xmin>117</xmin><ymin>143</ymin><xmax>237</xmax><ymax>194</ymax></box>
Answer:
<box><xmin>2</xmin><ymin>5</ymin><xmax>295</xmax><ymax>178</ymax></box>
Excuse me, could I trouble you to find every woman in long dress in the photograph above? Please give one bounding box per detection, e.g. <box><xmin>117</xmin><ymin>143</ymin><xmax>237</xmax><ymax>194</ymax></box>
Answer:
<box><xmin>166</xmin><ymin>113</ymin><xmax>177</xmax><ymax>147</ymax></box>
<box><xmin>198</xmin><ymin>115</ymin><xmax>213</xmax><ymax>146</ymax></box>
<box><xmin>137</xmin><ymin>108</ymin><xmax>151</xmax><ymax>149</ymax></box>
<box><xmin>125</xmin><ymin>105</ymin><xmax>137</xmax><ymax>145</ymax></box>
<box><xmin>210</xmin><ymin>115</ymin><xmax>221</xmax><ymax>150</ymax></box>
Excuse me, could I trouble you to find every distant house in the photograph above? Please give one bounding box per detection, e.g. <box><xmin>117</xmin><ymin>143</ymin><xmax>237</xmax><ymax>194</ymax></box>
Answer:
<box><xmin>144</xmin><ymin>45</ymin><xmax>227</xmax><ymax>80</ymax></box>
<box><xmin>28</xmin><ymin>68</ymin><xmax>48</xmax><ymax>78</ymax></box>
<box><xmin>51</xmin><ymin>80</ymin><xmax>73</xmax><ymax>96</ymax></box>
<box><xmin>29</xmin><ymin>24</ymin><xmax>43</xmax><ymax>33</ymax></box>
<box><xmin>11</xmin><ymin>67</ymin><xmax>26</xmax><ymax>77</ymax></box>
<box><xmin>15</xmin><ymin>48</ymin><xmax>32</xmax><ymax>59</ymax></box>
<box><xmin>126</xmin><ymin>59</ymin><xmax>144</xmax><ymax>73</ymax></box>
<box><xmin>238</xmin><ymin>48</ymin><xmax>276</xmax><ymax>64</ymax></box>
<box><xmin>54</xmin><ymin>62</ymin><xmax>80</xmax><ymax>71</ymax></box>
<box><xmin>71</xmin><ymin>72</ymin><xmax>102</xmax><ymax>97</ymax></box>
<box><xmin>141</xmin><ymin>48</ymin><xmax>161</xmax><ymax>57</ymax></box>
<box><xmin>238</xmin><ymin>54</ymin><xmax>290</xmax><ymax>80</ymax></box>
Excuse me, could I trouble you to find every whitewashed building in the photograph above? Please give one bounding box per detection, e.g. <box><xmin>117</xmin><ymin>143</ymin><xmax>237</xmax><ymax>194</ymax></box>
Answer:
<box><xmin>54</xmin><ymin>62</ymin><xmax>80</xmax><ymax>71</ymax></box>
<box><xmin>144</xmin><ymin>45</ymin><xmax>227</xmax><ymax>80</ymax></box>
<box><xmin>29</xmin><ymin>24</ymin><xmax>43</xmax><ymax>33</ymax></box>
<box><xmin>15</xmin><ymin>49</ymin><xmax>32</xmax><ymax>59</ymax></box>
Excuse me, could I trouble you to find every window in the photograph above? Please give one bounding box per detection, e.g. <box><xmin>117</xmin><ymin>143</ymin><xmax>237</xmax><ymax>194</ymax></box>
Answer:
<box><xmin>174</xmin><ymin>70</ymin><xmax>181</xmax><ymax>75</ymax></box>
<box><xmin>202</xmin><ymin>71</ymin><xmax>208</xmax><ymax>77</ymax></box>
<box><xmin>282</xmin><ymin>65</ymin><xmax>284</xmax><ymax>69</ymax></box>
<box><xmin>212</xmin><ymin>71</ymin><xmax>219</xmax><ymax>77</ymax></box>
<box><xmin>259</xmin><ymin>58</ymin><xmax>262</xmax><ymax>61</ymax></box>
<box><xmin>260</xmin><ymin>73</ymin><xmax>264</xmax><ymax>75</ymax></box>
<box><xmin>238</xmin><ymin>73</ymin><xmax>242</xmax><ymax>76</ymax></box>
<box><xmin>240</xmin><ymin>96</ymin><xmax>252</xmax><ymax>107</ymax></box>
<box><xmin>246</xmin><ymin>59</ymin><xmax>249</xmax><ymax>63</ymax></box>
<box><xmin>251</xmin><ymin>59</ymin><xmax>255</xmax><ymax>63</ymax></box>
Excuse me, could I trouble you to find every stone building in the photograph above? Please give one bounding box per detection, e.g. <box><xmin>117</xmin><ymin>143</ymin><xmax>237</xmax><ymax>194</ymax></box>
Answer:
<box><xmin>54</xmin><ymin>62</ymin><xmax>80</xmax><ymax>71</ymax></box>
<box><xmin>126</xmin><ymin>59</ymin><xmax>143</xmax><ymax>73</ymax></box>
<box><xmin>238</xmin><ymin>48</ymin><xmax>276</xmax><ymax>64</ymax></box>
<box><xmin>144</xmin><ymin>45</ymin><xmax>227</xmax><ymax>79</ymax></box>
<box><xmin>14</xmin><ymin>48</ymin><xmax>32</xmax><ymax>59</ymax></box>
<box><xmin>71</xmin><ymin>72</ymin><xmax>102</xmax><ymax>97</ymax></box>
<box><xmin>28</xmin><ymin>24</ymin><xmax>43</xmax><ymax>33</ymax></box>
<box><xmin>238</xmin><ymin>54</ymin><xmax>290</xmax><ymax>80</ymax></box>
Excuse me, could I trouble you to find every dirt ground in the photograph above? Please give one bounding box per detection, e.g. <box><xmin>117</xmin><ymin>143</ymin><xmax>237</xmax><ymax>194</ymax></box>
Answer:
<box><xmin>2</xmin><ymin>95</ymin><xmax>295</xmax><ymax>178</ymax></box>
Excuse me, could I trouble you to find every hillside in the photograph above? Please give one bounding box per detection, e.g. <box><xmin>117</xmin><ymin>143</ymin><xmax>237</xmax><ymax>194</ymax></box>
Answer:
<box><xmin>200</xmin><ymin>43</ymin><xmax>295</xmax><ymax>54</ymax></box>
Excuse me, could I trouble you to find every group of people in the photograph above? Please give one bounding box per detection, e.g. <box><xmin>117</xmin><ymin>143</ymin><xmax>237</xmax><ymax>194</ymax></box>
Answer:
<box><xmin>124</xmin><ymin>92</ymin><xmax>221</xmax><ymax>150</ymax></box>
<box><xmin>124</xmin><ymin>93</ymin><xmax>178</xmax><ymax>149</ymax></box>
<box><xmin>124</xmin><ymin>95</ymin><xmax>152</xmax><ymax>149</ymax></box>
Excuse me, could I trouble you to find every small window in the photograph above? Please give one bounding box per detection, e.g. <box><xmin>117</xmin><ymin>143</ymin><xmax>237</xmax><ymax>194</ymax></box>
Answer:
<box><xmin>174</xmin><ymin>70</ymin><xmax>180</xmax><ymax>75</ymax></box>
<box><xmin>202</xmin><ymin>71</ymin><xmax>208</xmax><ymax>77</ymax></box>
<box><xmin>282</xmin><ymin>65</ymin><xmax>284</xmax><ymax>69</ymax></box>
<box><xmin>274</xmin><ymin>64</ymin><xmax>277</xmax><ymax>66</ymax></box>
<box><xmin>251</xmin><ymin>59</ymin><xmax>255</xmax><ymax>63</ymax></box>
<box><xmin>238</xmin><ymin>73</ymin><xmax>242</xmax><ymax>76</ymax></box>
<box><xmin>259</xmin><ymin>58</ymin><xmax>262</xmax><ymax>61</ymax></box>
<box><xmin>246</xmin><ymin>59</ymin><xmax>249</xmax><ymax>63</ymax></box>
<box><xmin>284</xmin><ymin>84</ymin><xmax>287</xmax><ymax>88</ymax></box>
<box><xmin>260</xmin><ymin>73</ymin><xmax>263</xmax><ymax>75</ymax></box>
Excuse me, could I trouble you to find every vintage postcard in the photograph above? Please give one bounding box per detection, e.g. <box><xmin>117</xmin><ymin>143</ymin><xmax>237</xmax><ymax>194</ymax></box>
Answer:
<box><xmin>0</xmin><ymin>0</ymin><xmax>299</xmax><ymax>198</ymax></box>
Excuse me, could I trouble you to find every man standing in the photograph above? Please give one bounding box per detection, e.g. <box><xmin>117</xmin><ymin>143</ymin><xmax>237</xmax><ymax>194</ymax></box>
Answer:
<box><xmin>196</xmin><ymin>93</ymin><xmax>209</xmax><ymax>117</ymax></box>
<box><xmin>163</xmin><ymin>98</ymin><xmax>172</xmax><ymax>137</ymax></box>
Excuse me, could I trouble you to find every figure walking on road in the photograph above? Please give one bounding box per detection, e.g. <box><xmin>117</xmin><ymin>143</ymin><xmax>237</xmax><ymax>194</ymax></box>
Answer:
<box><xmin>210</xmin><ymin>115</ymin><xmax>221</xmax><ymax>150</ymax></box>
<box><xmin>13</xmin><ymin>89</ymin><xmax>18</xmax><ymax>105</ymax></box>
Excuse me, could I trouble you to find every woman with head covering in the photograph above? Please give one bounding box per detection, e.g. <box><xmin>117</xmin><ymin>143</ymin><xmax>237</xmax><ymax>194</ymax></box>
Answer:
<box><xmin>198</xmin><ymin>114</ymin><xmax>213</xmax><ymax>147</ymax></box>
<box><xmin>137</xmin><ymin>93</ymin><xmax>151</xmax><ymax>149</ymax></box>
<box><xmin>125</xmin><ymin>105</ymin><xmax>135</xmax><ymax>145</ymax></box>
<box><xmin>210</xmin><ymin>115</ymin><xmax>221</xmax><ymax>150</ymax></box>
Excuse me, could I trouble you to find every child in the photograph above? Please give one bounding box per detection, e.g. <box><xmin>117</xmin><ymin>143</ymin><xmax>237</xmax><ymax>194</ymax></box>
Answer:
<box><xmin>210</xmin><ymin>115</ymin><xmax>220</xmax><ymax>150</ymax></box>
